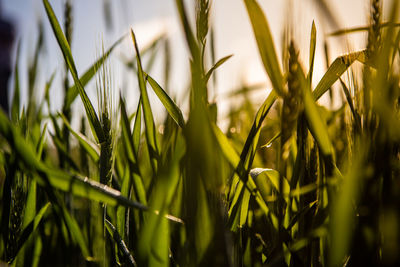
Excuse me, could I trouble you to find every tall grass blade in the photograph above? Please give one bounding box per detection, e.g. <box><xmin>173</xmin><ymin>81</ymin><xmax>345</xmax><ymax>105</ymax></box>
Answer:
<box><xmin>43</xmin><ymin>0</ymin><xmax>104</xmax><ymax>143</ymax></box>
<box><xmin>11</xmin><ymin>42</ymin><xmax>21</xmax><ymax>122</ymax></box>
<box><xmin>130</xmin><ymin>29</ymin><xmax>159</xmax><ymax>170</ymax></box>
<box><xmin>244</xmin><ymin>0</ymin><xmax>284</xmax><ymax>95</ymax></box>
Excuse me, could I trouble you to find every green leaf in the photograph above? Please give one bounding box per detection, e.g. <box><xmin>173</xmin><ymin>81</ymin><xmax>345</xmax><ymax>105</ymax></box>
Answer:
<box><xmin>65</xmin><ymin>34</ymin><xmax>126</xmax><ymax>108</ymax></box>
<box><xmin>59</xmin><ymin>113</ymin><xmax>100</xmax><ymax>163</ymax></box>
<box><xmin>244</xmin><ymin>0</ymin><xmax>284</xmax><ymax>95</ymax></box>
<box><xmin>205</xmin><ymin>54</ymin><xmax>233</xmax><ymax>83</ymax></box>
<box><xmin>145</xmin><ymin>73</ymin><xmax>185</xmax><ymax>128</ymax></box>
<box><xmin>130</xmin><ymin>29</ymin><xmax>159</xmax><ymax>170</ymax></box>
<box><xmin>11</xmin><ymin>41</ymin><xmax>21</xmax><ymax>122</ymax></box>
<box><xmin>312</xmin><ymin>50</ymin><xmax>366</xmax><ymax>101</ymax></box>
<box><xmin>43</xmin><ymin>0</ymin><xmax>104</xmax><ymax>143</ymax></box>
<box><xmin>304</xmin><ymin>85</ymin><xmax>333</xmax><ymax>157</ymax></box>
<box><xmin>133</xmin><ymin>98</ymin><xmax>142</xmax><ymax>158</ymax></box>
<box><xmin>250</xmin><ymin>168</ymin><xmax>290</xmax><ymax>195</ymax></box>
<box><xmin>308</xmin><ymin>21</ymin><xmax>317</xmax><ymax>84</ymax></box>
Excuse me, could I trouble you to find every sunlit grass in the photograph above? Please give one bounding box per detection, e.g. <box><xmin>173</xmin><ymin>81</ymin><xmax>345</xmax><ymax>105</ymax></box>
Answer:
<box><xmin>1</xmin><ymin>0</ymin><xmax>400</xmax><ymax>266</ymax></box>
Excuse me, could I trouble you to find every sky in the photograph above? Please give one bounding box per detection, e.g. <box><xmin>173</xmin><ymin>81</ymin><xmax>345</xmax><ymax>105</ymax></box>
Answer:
<box><xmin>1</xmin><ymin>0</ymin><xmax>371</xmax><ymax>126</ymax></box>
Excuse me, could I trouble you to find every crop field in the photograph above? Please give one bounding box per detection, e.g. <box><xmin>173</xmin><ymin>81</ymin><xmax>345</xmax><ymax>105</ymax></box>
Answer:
<box><xmin>0</xmin><ymin>0</ymin><xmax>400</xmax><ymax>266</ymax></box>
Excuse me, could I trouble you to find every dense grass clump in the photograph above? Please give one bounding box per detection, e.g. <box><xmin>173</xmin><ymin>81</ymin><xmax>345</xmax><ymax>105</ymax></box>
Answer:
<box><xmin>1</xmin><ymin>0</ymin><xmax>400</xmax><ymax>266</ymax></box>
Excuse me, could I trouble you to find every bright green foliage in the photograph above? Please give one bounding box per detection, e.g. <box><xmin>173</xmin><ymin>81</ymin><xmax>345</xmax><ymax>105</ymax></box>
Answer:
<box><xmin>1</xmin><ymin>0</ymin><xmax>400</xmax><ymax>266</ymax></box>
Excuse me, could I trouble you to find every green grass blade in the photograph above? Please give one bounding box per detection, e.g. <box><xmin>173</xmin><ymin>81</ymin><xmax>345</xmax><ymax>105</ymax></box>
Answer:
<box><xmin>133</xmin><ymin>98</ymin><xmax>142</xmax><ymax>158</ymax></box>
<box><xmin>120</xmin><ymin>96</ymin><xmax>137</xmax><ymax>163</ymax></box>
<box><xmin>304</xmin><ymin>81</ymin><xmax>333</xmax><ymax>157</ymax></box>
<box><xmin>65</xmin><ymin>34</ymin><xmax>126</xmax><ymax>108</ymax></box>
<box><xmin>145</xmin><ymin>73</ymin><xmax>185</xmax><ymax>128</ymax></box>
<box><xmin>130</xmin><ymin>29</ymin><xmax>159</xmax><ymax>170</ymax></box>
<box><xmin>36</xmin><ymin>123</ymin><xmax>48</xmax><ymax>157</ymax></box>
<box><xmin>59</xmin><ymin>113</ymin><xmax>100</xmax><ymax>162</ymax></box>
<box><xmin>244</xmin><ymin>0</ymin><xmax>284</xmax><ymax>95</ymax></box>
<box><xmin>11</xmin><ymin>41</ymin><xmax>21</xmax><ymax>122</ymax></box>
<box><xmin>43</xmin><ymin>0</ymin><xmax>104</xmax><ymax>143</ymax></box>
<box><xmin>312</xmin><ymin>50</ymin><xmax>366</xmax><ymax>101</ymax></box>
<box><xmin>236</xmin><ymin>90</ymin><xmax>277</xmax><ymax>182</ymax></box>
<box><xmin>205</xmin><ymin>54</ymin><xmax>233</xmax><ymax>83</ymax></box>
<box><xmin>308</xmin><ymin>21</ymin><xmax>317</xmax><ymax>84</ymax></box>
<box><xmin>175</xmin><ymin>0</ymin><xmax>199</xmax><ymax>60</ymax></box>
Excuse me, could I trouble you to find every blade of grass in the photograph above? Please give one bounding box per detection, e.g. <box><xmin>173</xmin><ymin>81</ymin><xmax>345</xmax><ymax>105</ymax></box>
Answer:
<box><xmin>312</xmin><ymin>50</ymin><xmax>367</xmax><ymax>101</ymax></box>
<box><xmin>59</xmin><ymin>113</ymin><xmax>100</xmax><ymax>162</ymax></box>
<box><xmin>11</xmin><ymin>41</ymin><xmax>21</xmax><ymax>122</ymax></box>
<box><xmin>308</xmin><ymin>21</ymin><xmax>317</xmax><ymax>84</ymax></box>
<box><xmin>130</xmin><ymin>29</ymin><xmax>159</xmax><ymax>170</ymax></box>
<box><xmin>43</xmin><ymin>0</ymin><xmax>104</xmax><ymax>143</ymax></box>
<box><xmin>205</xmin><ymin>54</ymin><xmax>233</xmax><ymax>83</ymax></box>
<box><xmin>145</xmin><ymin>73</ymin><xmax>185</xmax><ymax>128</ymax></box>
<box><xmin>244</xmin><ymin>0</ymin><xmax>284</xmax><ymax>95</ymax></box>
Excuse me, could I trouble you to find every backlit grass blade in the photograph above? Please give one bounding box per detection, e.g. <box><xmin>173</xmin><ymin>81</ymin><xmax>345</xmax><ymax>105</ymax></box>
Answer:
<box><xmin>175</xmin><ymin>0</ymin><xmax>199</xmax><ymax>60</ymax></box>
<box><xmin>133</xmin><ymin>97</ymin><xmax>142</xmax><ymax>158</ymax></box>
<box><xmin>65</xmin><ymin>34</ymin><xmax>126</xmax><ymax>108</ymax></box>
<box><xmin>250</xmin><ymin>168</ymin><xmax>290</xmax><ymax>195</ymax></box>
<box><xmin>244</xmin><ymin>0</ymin><xmax>284</xmax><ymax>95</ymax></box>
<box><xmin>59</xmin><ymin>113</ymin><xmax>100</xmax><ymax>162</ymax></box>
<box><xmin>328</xmin><ymin>22</ymin><xmax>400</xmax><ymax>36</ymax></box>
<box><xmin>236</xmin><ymin>90</ymin><xmax>277</xmax><ymax>182</ymax></box>
<box><xmin>43</xmin><ymin>0</ymin><xmax>104</xmax><ymax>143</ymax></box>
<box><xmin>11</xmin><ymin>41</ymin><xmax>21</xmax><ymax>122</ymax></box>
<box><xmin>145</xmin><ymin>73</ymin><xmax>185</xmax><ymax>128</ymax></box>
<box><xmin>130</xmin><ymin>29</ymin><xmax>159</xmax><ymax>170</ymax></box>
<box><xmin>304</xmin><ymin>79</ymin><xmax>333</xmax><ymax>157</ymax></box>
<box><xmin>205</xmin><ymin>54</ymin><xmax>233</xmax><ymax>83</ymax></box>
<box><xmin>308</xmin><ymin>21</ymin><xmax>317</xmax><ymax>84</ymax></box>
<box><xmin>312</xmin><ymin>50</ymin><xmax>367</xmax><ymax>101</ymax></box>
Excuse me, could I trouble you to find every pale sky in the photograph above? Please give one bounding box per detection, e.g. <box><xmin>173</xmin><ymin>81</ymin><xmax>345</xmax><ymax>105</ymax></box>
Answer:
<box><xmin>2</xmin><ymin>0</ymin><xmax>373</xmax><ymax>125</ymax></box>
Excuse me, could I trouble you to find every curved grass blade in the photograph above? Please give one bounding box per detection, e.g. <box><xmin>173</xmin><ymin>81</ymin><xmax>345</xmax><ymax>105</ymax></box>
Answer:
<box><xmin>130</xmin><ymin>29</ymin><xmax>159</xmax><ymax>170</ymax></box>
<box><xmin>250</xmin><ymin>168</ymin><xmax>290</xmax><ymax>195</ymax></box>
<box><xmin>59</xmin><ymin>113</ymin><xmax>100</xmax><ymax>163</ymax></box>
<box><xmin>43</xmin><ymin>0</ymin><xmax>104</xmax><ymax>143</ymax></box>
<box><xmin>65</xmin><ymin>34</ymin><xmax>126</xmax><ymax>108</ymax></box>
<box><xmin>312</xmin><ymin>50</ymin><xmax>367</xmax><ymax>101</ymax></box>
<box><xmin>105</xmin><ymin>219</ymin><xmax>137</xmax><ymax>267</ymax></box>
<box><xmin>145</xmin><ymin>73</ymin><xmax>185</xmax><ymax>128</ymax></box>
<box><xmin>205</xmin><ymin>54</ymin><xmax>233</xmax><ymax>83</ymax></box>
<box><xmin>244</xmin><ymin>0</ymin><xmax>284</xmax><ymax>95</ymax></box>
